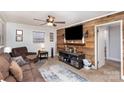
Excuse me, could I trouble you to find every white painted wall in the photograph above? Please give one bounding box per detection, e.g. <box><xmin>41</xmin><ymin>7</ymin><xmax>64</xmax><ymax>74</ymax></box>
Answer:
<box><xmin>6</xmin><ymin>22</ymin><xmax>57</xmax><ymax>57</ymax></box>
<box><xmin>107</xmin><ymin>25</ymin><xmax>121</xmax><ymax>61</ymax></box>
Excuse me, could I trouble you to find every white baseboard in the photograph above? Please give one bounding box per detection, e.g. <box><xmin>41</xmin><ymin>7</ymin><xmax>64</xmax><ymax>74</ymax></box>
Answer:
<box><xmin>107</xmin><ymin>57</ymin><xmax>121</xmax><ymax>62</ymax></box>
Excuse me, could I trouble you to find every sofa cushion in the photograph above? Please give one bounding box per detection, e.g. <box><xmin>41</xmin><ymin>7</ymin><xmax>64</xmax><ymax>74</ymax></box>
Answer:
<box><xmin>21</xmin><ymin>64</ymin><xmax>31</xmax><ymax>72</ymax></box>
<box><xmin>5</xmin><ymin>75</ymin><xmax>16</xmax><ymax>82</ymax></box>
<box><xmin>23</xmin><ymin>70</ymin><xmax>34</xmax><ymax>82</ymax></box>
<box><xmin>12</xmin><ymin>56</ymin><xmax>28</xmax><ymax>66</ymax></box>
<box><xmin>29</xmin><ymin>63</ymin><xmax>36</xmax><ymax>69</ymax></box>
<box><xmin>0</xmin><ymin>72</ymin><xmax>4</xmax><ymax>80</ymax></box>
<box><xmin>0</xmin><ymin>54</ymin><xmax>10</xmax><ymax>79</ymax></box>
<box><xmin>2</xmin><ymin>53</ymin><xmax>12</xmax><ymax>63</ymax></box>
<box><xmin>9</xmin><ymin>61</ymin><xmax>23</xmax><ymax>81</ymax></box>
<box><xmin>31</xmin><ymin>68</ymin><xmax>45</xmax><ymax>82</ymax></box>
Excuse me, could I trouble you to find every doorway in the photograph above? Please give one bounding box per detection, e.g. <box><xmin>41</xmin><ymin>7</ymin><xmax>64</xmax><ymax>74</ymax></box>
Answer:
<box><xmin>95</xmin><ymin>20</ymin><xmax>123</xmax><ymax>79</ymax></box>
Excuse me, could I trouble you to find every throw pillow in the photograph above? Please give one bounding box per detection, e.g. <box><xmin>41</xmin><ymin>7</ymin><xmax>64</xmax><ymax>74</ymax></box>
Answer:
<box><xmin>9</xmin><ymin>61</ymin><xmax>23</xmax><ymax>81</ymax></box>
<box><xmin>0</xmin><ymin>72</ymin><xmax>4</xmax><ymax>80</ymax></box>
<box><xmin>12</xmin><ymin>56</ymin><xmax>28</xmax><ymax>66</ymax></box>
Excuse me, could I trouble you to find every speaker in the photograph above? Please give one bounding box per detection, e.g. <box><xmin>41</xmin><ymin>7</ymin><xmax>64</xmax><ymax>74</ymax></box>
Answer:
<box><xmin>51</xmin><ymin>47</ymin><xmax>54</xmax><ymax>58</ymax></box>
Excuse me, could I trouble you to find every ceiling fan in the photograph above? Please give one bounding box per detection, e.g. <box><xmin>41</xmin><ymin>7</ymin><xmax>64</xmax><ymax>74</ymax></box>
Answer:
<box><xmin>34</xmin><ymin>15</ymin><xmax>65</xmax><ymax>27</ymax></box>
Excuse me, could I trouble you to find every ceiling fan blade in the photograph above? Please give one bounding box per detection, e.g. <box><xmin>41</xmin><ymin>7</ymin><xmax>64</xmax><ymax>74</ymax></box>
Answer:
<box><xmin>53</xmin><ymin>23</ymin><xmax>57</xmax><ymax>27</ymax></box>
<box><xmin>48</xmin><ymin>15</ymin><xmax>55</xmax><ymax>19</ymax></box>
<box><xmin>34</xmin><ymin>18</ymin><xmax>46</xmax><ymax>22</ymax></box>
<box><xmin>40</xmin><ymin>23</ymin><xmax>47</xmax><ymax>26</ymax></box>
<box><xmin>54</xmin><ymin>21</ymin><xmax>65</xmax><ymax>24</ymax></box>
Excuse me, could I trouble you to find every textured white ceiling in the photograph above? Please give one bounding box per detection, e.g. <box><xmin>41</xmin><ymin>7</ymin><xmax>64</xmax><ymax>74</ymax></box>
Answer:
<box><xmin>0</xmin><ymin>11</ymin><xmax>116</xmax><ymax>29</ymax></box>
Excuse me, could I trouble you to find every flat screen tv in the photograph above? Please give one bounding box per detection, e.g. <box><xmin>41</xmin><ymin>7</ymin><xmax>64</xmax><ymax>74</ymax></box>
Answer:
<box><xmin>65</xmin><ymin>25</ymin><xmax>83</xmax><ymax>40</ymax></box>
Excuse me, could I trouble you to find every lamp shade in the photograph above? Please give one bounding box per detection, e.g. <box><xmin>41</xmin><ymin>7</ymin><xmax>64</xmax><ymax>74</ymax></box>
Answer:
<box><xmin>41</xmin><ymin>43</ymin><xmax>45</xmax><ymax>48</ymax></box>
<box><xmin>4</xmin><ymin>47</ymin><xmax>12</xmax><ymax>53</ymax></box>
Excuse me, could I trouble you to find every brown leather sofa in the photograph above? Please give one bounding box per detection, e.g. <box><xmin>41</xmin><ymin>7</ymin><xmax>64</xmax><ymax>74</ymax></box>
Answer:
<box><xmin>11</xmin><ymin>47</ymin><xmax>38</xmax><ymax>62</ymax></box>
<box><xmin>0</xmin><ymin>53</ymin><xmax>45</xmax><ymax>82</ymax></box>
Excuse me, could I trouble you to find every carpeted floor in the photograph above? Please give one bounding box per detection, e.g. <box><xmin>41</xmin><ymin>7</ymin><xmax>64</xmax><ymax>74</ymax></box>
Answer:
<box><xmin>35</xmin><ymin>57</ymin><xmax>124</xmax><ymax>82</ymax></box>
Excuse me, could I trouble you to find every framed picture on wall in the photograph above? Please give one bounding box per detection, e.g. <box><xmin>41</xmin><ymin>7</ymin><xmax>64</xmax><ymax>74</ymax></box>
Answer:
<box><xmin>50</xmin><ymin>32</ymin><xmax>54</xmax><ymax>42</ymax></box>
<box><xmin>16</xmin><ymin>36</ymin><xmax>23</xmax><ymax>42</ymax></box>
<box><xmin>16</xmin><ymin>29</ymin><xmax>23</xmax><ymax>35</ymax></box>
<box><xmin>16</xmin><ymin>29</ymin><xmax>23</xmax><ymax>42</ymax></box>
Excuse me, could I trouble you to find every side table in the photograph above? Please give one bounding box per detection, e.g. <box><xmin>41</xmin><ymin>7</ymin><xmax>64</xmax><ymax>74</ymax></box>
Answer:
<box><xmin>38</xmin><ymin>50</ymin><xmax>48</xmax><ymax>60</ymax></box>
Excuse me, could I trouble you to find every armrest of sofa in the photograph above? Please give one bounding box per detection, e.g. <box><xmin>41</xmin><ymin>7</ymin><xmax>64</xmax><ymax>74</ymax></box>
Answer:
<box><xmin>26</xmin><ymin>54</ymin><xmax>38</xmax><ymax>63</ymax></box>
<box><xmin>26</xmin><ymin>52</ymin><xmax>37</xmax><ymax>55</ymax></box>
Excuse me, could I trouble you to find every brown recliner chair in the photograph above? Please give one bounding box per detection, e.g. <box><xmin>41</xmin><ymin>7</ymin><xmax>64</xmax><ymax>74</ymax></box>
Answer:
<box><xmin>11</xmin><ymin>47</ymin><xmax>38</xmax><ymax>62</ymax></box>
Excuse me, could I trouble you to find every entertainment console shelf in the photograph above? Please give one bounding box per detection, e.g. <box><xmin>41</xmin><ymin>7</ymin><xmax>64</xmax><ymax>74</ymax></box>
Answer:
<box><xmin>58</xmin><ymin>50</ymin><xmax>85</xmax><ymax>69</ymax></box>
<box><xmin>64</xmin><ymin>43</ymin><xmax>85</xmax><ymax>46</ymax></box>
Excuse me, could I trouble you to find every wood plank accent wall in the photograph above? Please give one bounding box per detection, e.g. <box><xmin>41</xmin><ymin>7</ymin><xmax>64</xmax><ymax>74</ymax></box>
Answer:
<box><xmin>57</xmin><ymin>11</ymin><xmax>124</xmax><ymax>72</ymax></box>
<box><xmin>57</xmin><ymin>29</ymin><xmax>65</xmax><ymax>51</ymax></box>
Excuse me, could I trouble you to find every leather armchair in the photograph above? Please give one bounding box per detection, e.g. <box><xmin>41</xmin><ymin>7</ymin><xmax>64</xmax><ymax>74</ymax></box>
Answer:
<box><xmin>11</xmin><ymin>47</ymin><xmax>38</xmax><ymax>62</ymax></box>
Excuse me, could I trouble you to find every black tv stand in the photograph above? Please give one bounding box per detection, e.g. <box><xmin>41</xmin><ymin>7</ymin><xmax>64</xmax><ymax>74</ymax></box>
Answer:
<box><xmin>58</xmin><ymin>50</ymin><xmax>85</xmax><ymax>69</ymax></box>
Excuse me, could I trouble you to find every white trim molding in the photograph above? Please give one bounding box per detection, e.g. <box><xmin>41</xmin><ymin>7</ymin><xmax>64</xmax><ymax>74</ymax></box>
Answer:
<box><xmin>120</xmin><ymin>20</ymin><xmax>124</xmax><ymax>80</ymax></box>
<box><xmin>121</xmin><ymin>76</ymin><xmax>124</xmax><ymax>80</ymax></box>
<box><xmin>95</xmin><ymin>20</ymin><xmax>123</xmax><ymax>80</ymax></box>
<box><xmin>107</xmin><ymin>57</ymin><xmax>121</xmax><ymax>62</ymax></box>
<box><xmin>94</xmin><ymin>26</ymin><xmax>98</xmax><ymax>69</ymax></box>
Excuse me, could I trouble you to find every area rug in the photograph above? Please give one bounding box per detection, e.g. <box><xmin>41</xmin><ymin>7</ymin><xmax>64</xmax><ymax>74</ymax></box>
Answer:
<box><xmin>38</xmin><ymin>64</ymin><xmax>88</xmax><ymax>82</ymax></box>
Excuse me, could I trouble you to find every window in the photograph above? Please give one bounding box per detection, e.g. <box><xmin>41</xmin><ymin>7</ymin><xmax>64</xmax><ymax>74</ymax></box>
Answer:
<box><xmin>0</xmin><ymin>22</ymin><xmax>5</xmax><ymax>45</ymax></box>
<box><xmin>33</xmin><ymin>31</ymin><xmax>45</xmax><ymax>43</ymax></box>
<box><xmin>50</xmin><ymin>32</ymin><xmax>54</xmax><ymax>42</ymax></box>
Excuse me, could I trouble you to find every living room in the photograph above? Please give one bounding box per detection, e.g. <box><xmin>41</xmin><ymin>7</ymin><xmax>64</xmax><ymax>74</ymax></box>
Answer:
<box><xmin>1</xmin><ymin>0</ymin><xmax>124</xmax><ymax>93</ymax></box>
<box><xmin>0</xmin><ymin>11</ymin><xmax>124</xmax><ymax>82</ymax></box>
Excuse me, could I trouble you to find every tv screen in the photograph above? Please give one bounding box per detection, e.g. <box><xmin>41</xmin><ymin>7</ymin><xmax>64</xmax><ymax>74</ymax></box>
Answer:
<box><xmin>65</xmin><ymin>25</ymin><xmax>83</xmax><ymax>40</ymax></box>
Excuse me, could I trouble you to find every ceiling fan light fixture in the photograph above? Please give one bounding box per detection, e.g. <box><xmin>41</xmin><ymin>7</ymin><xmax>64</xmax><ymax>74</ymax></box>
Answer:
<box><xmin>48</xmin><ymin>15</ymin><xmax>54</xmax><ymax>22</ymax></box>
<box><xmin>49</xmin><ymin>17</ymin><xmax>53</xmax><ymax>22</ymax></box>
<box><xmin>34</xmin><ymin>15</ymin><xmax>65</xmax><ymax>27</ymax></box>
<box><xmin>47</xmin><ymin>22</ymin><xmax>53</xmax><ymax>26</ymax></box>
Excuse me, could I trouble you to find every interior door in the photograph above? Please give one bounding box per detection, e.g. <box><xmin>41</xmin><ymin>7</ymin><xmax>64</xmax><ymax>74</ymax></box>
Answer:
<box><xmin>97</xmin><ymin>27</ymin><xmax>105</xmax><ymax>68</ymax></box>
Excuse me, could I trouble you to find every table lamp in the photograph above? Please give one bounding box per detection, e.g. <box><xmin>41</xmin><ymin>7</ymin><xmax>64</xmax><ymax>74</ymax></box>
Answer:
<box><xmin>4</xmin><ymin>47</ymin><xmax>12</xmax><ymax>53</ymax></box>
<box><xmin>41</xmin><ymin>43</ymin><xmax>45</xmax><ymax>51</ymax></box>
<box><xmin>4</xmin><ymin>47</ymin><xmax>12</xmax><ymax>59</ymax></box>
